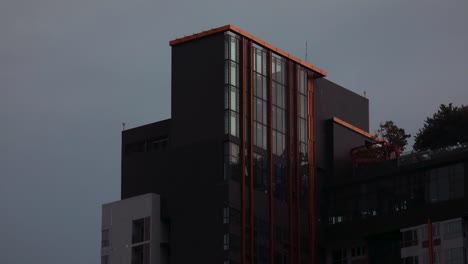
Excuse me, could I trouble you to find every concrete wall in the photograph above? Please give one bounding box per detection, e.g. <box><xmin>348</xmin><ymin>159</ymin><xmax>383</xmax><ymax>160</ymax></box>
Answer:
<box><xmin>101</xmin><ymin>193</ymin><xmax>164</xmax><ymax>264</ymax></box>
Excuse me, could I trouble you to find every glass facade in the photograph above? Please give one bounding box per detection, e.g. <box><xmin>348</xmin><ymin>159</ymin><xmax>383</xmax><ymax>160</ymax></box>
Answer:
<box><xmin>328</xmin><ymin>163</ymin><xmax>465</xmax><ymax>224</ymax></box>
<box><xmin>223</xmin><ymin>32</ymin><xmax>315</xmax><ymax>264</ymax></box>
<box><xmin>225</xmin><ymin>33</ymin><xmax>240</xmax><ymax>137</ymax></box>
<box><xmin>253</xmin><ymin>45</ymin><xmax>268</xmax><ymax>150</ymax></box>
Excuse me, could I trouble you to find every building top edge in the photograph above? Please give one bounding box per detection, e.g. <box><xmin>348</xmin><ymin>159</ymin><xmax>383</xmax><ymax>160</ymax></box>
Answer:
<box><xmin>169</xmin><ymin>24</ymin><xmax>327</xmax><ymax>77</ymax></box>
<box><xmin>332</xmin><ymin>116</ymin><xmax>382</xmax><ymax>142</ymax></box>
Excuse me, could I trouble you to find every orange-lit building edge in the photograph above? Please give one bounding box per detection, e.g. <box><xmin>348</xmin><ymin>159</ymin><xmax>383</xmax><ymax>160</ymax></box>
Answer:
<box><xmin>169</xmin><ymin>24</ymin><xmax>327</xmax><ymax>78</ymax></box>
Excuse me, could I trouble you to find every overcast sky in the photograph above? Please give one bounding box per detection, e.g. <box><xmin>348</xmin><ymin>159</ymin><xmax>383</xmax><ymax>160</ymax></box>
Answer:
<box><xmin>2</xmin><ymin>0</ymin><xmax>467</xmax><ymax>263</ymax></box>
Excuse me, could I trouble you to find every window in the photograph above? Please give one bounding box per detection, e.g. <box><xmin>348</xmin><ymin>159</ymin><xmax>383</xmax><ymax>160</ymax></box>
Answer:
<box><xmin>401</xmin><ymin>229</ymin><xmax>418</xmax><ymax>247</ymax></box>
<box><xmin>224</xmin><ymin>233</ymin><xmax>230</xmax><ymax>250</ymax></box>
<box><xmin>351</xmin><ymin>246</ymin><xmax>366</xmax><ymax>257</ymax></box>
<box><xmin>224</xmin><ymin>33</ymin><xmax>240</xmax><ymax>138</ymax></box>
<box><xmin>224</xmin><ymin>142</ymin><xmax>240</xmax><ymax>181</ymax></box>
<box><xmin>421</xmin><ymin>223</ymin><xmax>440</xmax><ymax>240</ymax></box>
<box><xmin>101</xmin><ymin>229</ymin><xmax>109</xmax><ymax>248</ymax></box>
<box><xmin>427</xmin><ymin>163</ymin><xmax>464</xmax><ymax>203</ymax></box>
<box><xmin>401</xmin><ymin>256</ymin><xmax>419</xmax><ymax>264</ymax></box>
<box><xmin>329</xmin><ymin>216</ymin><xmax>344</xmax><ymax>225</ymax></box>
<box><xmin>101</xmin><ymin>255</ymin><xmax>109</xmax><ymax>264</ymax></box>
<box><xmin>422</xmin><ymin>250</ymin><xmax>441</xmax><ymax>264</ymax></box>
<box><xmin>444</xmin><ymin>220</ymin><xmax>462</xmax><ymax>240</ymax></box>
<box><xmin>132</xmin><ymin>217</ymin><xmax>150</xmax><ymax>244</ymax></box>
<box><xmin>332</xmin><ymin>249</ymin><xmax>347</xmax><ymax>264</ymax></box>
<box><xmin>131</xmin><ymin>244</ymin><xmax>150</xmax><ymax>264</ymax></box>
<box><xmin>445</xmin><ymin>247</ymin><xmax>464</xmax><ymax>264</ymax></box>
<box><xmin>253</xmin><ymin>153</ymin><xmax>268</xmax><ymax>190</ymax></box>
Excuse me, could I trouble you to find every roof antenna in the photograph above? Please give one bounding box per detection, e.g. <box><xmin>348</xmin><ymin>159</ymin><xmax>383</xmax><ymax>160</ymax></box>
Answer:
<box><xmin>305</xmin><ymin>41</ymin><xmax>308</xmax><ymax>62</ymax></box>
<box><xmin>122</xmin><ymin>122</ymin><xmax>126</xmax><ymax>131</ymax></box>
<box><xmin>364</xmin><ymin>91</ymin><xmax>367</xmax><ymax>98</ymax></box>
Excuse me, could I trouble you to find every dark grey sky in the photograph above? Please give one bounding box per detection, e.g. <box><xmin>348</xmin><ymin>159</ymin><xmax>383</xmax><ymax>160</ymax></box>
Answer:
<box><xmin>2</xmin><ymin>0</ymin><xmax>467</xmax><ymax>263</ymax></box>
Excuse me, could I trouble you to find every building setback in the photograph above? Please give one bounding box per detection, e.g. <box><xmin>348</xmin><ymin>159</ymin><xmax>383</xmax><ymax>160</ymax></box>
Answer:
<box><xmin>101</xmin><ymin>25</ymin><xmax>468</xmax><ymax>264</ymax></box>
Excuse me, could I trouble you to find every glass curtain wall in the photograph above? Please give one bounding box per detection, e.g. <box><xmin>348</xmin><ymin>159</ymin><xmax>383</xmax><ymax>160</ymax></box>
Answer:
<box><xmin>272</xmin><ymin>55</ymin><xmax>288</xmax><ymax>202</ymax></box>
<box><xmin>298</xmin><ymin>67</ymin><xmax>311</xmax><ymax>263</ymax></box>
<box><xmin>224</xmin><ymin>32</ymin><xmax>241</xmax><ymax>262</ymax></box>
<box><xmin>272</xmin><ymin>54</ymin><xmax>290</xmax><ymax>263</ymax></box>
<box><xmin>224</xmin><ymin>32</ymin><xmax>315</xmax><ymax>264</ymax></box>
<box><xmin>252</xmin><ymin>44</ymin><xmax>269</xmax><ymax>264</ymax></box>
<box><xmin>225</xmin><ymin>33</ymin><xmax>240</xmax><ymax>138</ymax></box>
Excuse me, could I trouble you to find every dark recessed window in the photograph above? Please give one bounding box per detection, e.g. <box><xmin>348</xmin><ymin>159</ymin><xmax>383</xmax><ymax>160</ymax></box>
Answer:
<box><xmin>101</xmin><ymin>229</ymin><xmax>109</xmax><ymax>248</ymax></box>
<box><xmin>132</xmin><ymin>217</ymin><xmax>150</xmax><ymax>244</ymax></box>
<box><xmin>131</xmin><ymin>244</ymin><xmax>150</xmax><ymax>264</ymax></box>
<box><xmin>401</xmin><ymin>230</ymin><xmax>418</xmax><ymax>247</ymax></box>
<box><xmin>224</xmin><ymin>233</ymin><xmax>229</xmax><ymax>250</ymax></box>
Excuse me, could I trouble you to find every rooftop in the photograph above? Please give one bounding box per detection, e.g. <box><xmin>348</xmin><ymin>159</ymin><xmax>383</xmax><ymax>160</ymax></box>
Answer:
<box><xmin>169</xmin><ymin>24</ymin><xmax>327</xmax><ymax>77</ymax></box>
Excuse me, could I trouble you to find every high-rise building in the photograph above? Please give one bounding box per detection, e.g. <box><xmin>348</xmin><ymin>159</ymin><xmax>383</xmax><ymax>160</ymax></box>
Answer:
<box><xmin>102</xmin><ymin>24</ymin><xmax>370</xmax><ymax>264</ymax></box>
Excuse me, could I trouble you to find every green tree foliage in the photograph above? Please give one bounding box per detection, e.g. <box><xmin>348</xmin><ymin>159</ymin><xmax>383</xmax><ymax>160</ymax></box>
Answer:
<box><xmin>375</xmin><ymin>121</ymin><xmax>411</xmax><ymax>151</ymax></box>
<box><xmin>413</xmin><ymin>104</ymin><xmax>468</xmax><ymax>151</ymax></box>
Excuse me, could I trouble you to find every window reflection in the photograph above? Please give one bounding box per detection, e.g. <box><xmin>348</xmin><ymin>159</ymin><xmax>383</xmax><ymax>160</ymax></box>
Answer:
<box><xmin>224</xmin><ymin>33</ymin><xmax>240</xmax><ymax>138</ymax></box>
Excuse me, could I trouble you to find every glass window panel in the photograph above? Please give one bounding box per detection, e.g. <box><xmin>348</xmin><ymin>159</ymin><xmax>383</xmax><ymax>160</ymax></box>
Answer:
<box><xmin>277</xmin><ymin>86</ymin><xmax>283</xmax><ymax>108</ymax></box>
<box><xmin>255</xmin><ymin>73</ymin><xmax>262</xmax><ymax>97</ymax></box>
<box><xmin>282</xmin><ymin>85</ymin><xmax>286</xmax><ymax>107</ymax></box>
<box><xmin>254</xmin><ymin>122</ymin><xmax>261</xmax><ymax>147</ymax></box>
<box><xmin>225</xmin><ymin>62</ymin><xmax>229</xmax><ymax>85</ymax></box>
<box><xmin>255</xmin><ymin>99</ymin><xmax>262</xmax><ymax>121</ymax></box>
<box><xmin>230</xmin><ymin>112</ymin><xmax>237</xmax><ymax>137</ymax></box>
<box><xmin>300</xmin><ymin>119</ymin><xmax>307</xmax><ymax>143</ymax></box>
<box><xmin>262</xmin><ymin>125</ymin><xmax>267</xmax><ymax>149</ymax></box>
<box><xmin>262</xmin><ymin>101</ymin><xmax>267</xmax><ymax>123</ymax></box>
<box><xmin>224</xmin><ymin>111</ymin><xmax>229</xmax><ymax>134</ymax></box>
<box><xmin>262</xmin><ymin>76</ymin><xmax>267</xmax><ymax>99</ymax></box>
<box><xmin>230</xmin><ymin>87</ymin><xmax>237</xmax><ymax>111</ymax></box>
<box><xmin>230</xmin><ymin>143</ymin><xmax>239</xmax><ymax>160</ymax></box>
<box><xmin>224</xmin><ymin>86</ymin><xmax>229</xmax><ymax>110</ymax></box>
<box><xmin>438</xmin><ymin>175</ymin><xmax>449</xmax><ymax>201</ymax></box>
<box><xmin>272</xmin><ymin>82</ymin><xmax>277</xmax><ymax>106</ymax></box>
<box><xmin>272</xmin><ymin>107</ymin><xmax>277</xmax><ymax>129</ymax></box>
<box><xmin>224</xmin><ymin>36</ymin><xmax>230</xmax><ymax>60</ymax></box>
<box><xmin>230</xmin><ymin>62</ymin><xmax>237</xmax><ymax>86</ymax></box>
<box><xmin>278</xmin><ymin>134</ymin><xmax>283</xmax><ymax>156</ymax></box>
<box><xmin>230</xmin><ymin>37</ymin><xmax>237</xmax><ymax>62</ymax></box>
<box><xmin>303</xmin><ymin>95</ymin><xmax>308</xmax><ymax>118</ymax></box>
<box><xmin>299</xmin><ymin>96</ymin><xmax>305</xmax><ymax>119</ymax></box>
<box><xmin>272</xmin><ymin>131</ymin><xmax>277</xmax><ymax>154</ymax></box>
<box><xmin>282</xmin><ymin>111</ymin><xmax>287</xmax><ymax>132</ymax></box>
<box><xmin>278</xmin><ymin>110</ymin><xmax>284</xmax><ymax>131</ymax></box>
<box><xmin>256</xmin><ymin>51</ymin><xmax>262</xmax><ymax>73</ymax></box>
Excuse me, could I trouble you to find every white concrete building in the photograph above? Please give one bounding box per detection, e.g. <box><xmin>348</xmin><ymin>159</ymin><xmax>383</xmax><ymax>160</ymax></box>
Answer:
<box><xmin>101</xmin><ymin>193</ymin><xmax>168</xmax><ymax>264</ymax></box>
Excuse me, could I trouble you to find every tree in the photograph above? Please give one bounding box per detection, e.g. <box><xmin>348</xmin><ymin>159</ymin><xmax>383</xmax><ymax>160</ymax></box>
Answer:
<box><xmin>375</xmin><ymin>121</ymin><xmax>411</xmax><ymax>151</ymax></box>
<box><xmin>413</xmin><ymin>104</ymin><xmax>468</xmax><ymax>151</ymax></box>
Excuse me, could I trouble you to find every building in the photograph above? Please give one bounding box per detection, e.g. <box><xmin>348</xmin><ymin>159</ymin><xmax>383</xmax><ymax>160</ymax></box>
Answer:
<box><xmin>326</xmin><ymin>145</ymin><xmax>468</xmax><ymax>264</ymax></box>
<box><xmin>100</xmin><ymin>25</ymin><xmax>468</xmax><ymax>264</ymax></box>
<box><xmin>101</xmin><ymin>194</ymin><xmax>169</xmax><ymax>264</ymax></box>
